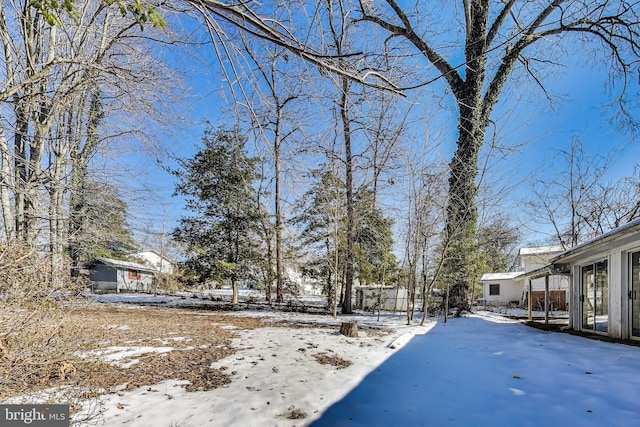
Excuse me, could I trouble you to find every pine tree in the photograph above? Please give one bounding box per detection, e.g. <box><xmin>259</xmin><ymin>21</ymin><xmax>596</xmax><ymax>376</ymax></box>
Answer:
<box><xmin>171</xmin><ymin>125</ymin><xmax>264</xmax><ymax>304</ymax></box>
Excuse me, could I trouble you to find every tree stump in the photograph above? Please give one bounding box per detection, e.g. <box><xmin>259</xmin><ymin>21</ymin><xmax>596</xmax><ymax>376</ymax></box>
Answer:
<box><xmin>340</xmin><ymin>322</ymin><xmax>358</xmax><ymax>338</ymax></box>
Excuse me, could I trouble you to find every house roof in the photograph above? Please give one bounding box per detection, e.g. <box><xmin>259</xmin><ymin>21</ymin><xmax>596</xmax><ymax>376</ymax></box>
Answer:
<box><xmin>552</xmin><ymin>218</ymin><xmax>640</xmax><ymax>263</ymax></box>
<box><xmin>89</xmin><ymin>257</ymin><xmax>158</xmax><ymax>273</ymax></box>
<box><xmin>519</xmin><ymin>245</ymin><xmax>564</xmax><ymax>256</ymax></box>
<box><xmin>480</xmin><ymin>272</ymin><xmax>524</xmax><ymax>281</ymax></box>
<box><xmin>133</xmin><ymin>249</ymin><xmax>176</xmax><ymax>264</ymax></box>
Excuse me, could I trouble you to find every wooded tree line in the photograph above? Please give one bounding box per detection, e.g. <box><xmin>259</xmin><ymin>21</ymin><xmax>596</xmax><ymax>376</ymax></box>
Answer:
<box><xmin>2</xmin><ymin>0</ymin><xmax>640</xmax><ymax>316</ymax></box>
<box><xmin>172</xmin><ymin>0</ymin><xmax>640</xmax><ymax>315</ymax></box>
<box><xmin>0</xmin><ymin>0</ymin><xmax>184</xmax><ymax>275</ymax></box>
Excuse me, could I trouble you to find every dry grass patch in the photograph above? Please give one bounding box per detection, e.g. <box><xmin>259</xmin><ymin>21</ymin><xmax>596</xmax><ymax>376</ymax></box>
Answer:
<box><xmin>0</xmin><ymin>304</ymin><xmax>288</xmax><ymax>402</ymax></box>
<box><xmin>313</xmin><ymin>352</ymin><xmax>352</xmax><ymax>369</ymax></box>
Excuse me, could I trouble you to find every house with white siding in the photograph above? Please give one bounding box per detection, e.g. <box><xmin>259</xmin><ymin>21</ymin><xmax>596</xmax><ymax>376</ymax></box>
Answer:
<box><xmin>545</xmin><ymin>219</ymin><xmax>640</xmax><ymax>339</ymax></box>
<box><xmin>478</xmin><ymin>246</ymin><xmax>568</xmax><ymax>308</ymax></box>
<box><xmin>479</xmin><ymin>272</ymin><xmax>524</xmax><ymax>306</ymax></box>
<box><xmin>132</xmin><ymin>250</ymin><xmax>175</xmax><ymax>275</ymax></box>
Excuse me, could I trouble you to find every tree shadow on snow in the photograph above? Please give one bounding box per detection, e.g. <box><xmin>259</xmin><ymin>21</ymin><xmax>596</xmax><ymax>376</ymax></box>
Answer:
<box><xmin>310</xmin><ymin>316</ymin><xmax>640</xmax><ymax>427</ymax></box>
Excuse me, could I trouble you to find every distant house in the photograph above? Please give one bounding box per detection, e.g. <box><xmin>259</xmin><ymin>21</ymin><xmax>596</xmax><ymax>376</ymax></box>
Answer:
<box><xmin>283</xmin><ymin>267</ymin><xmax>324</xmax><ymax>295</ymax></box>
<box><xmin>544</xmin><ymin>219</ymin><xmax>640</xmax><ymax>340</ymax></box>
<box><xmin>479</xmin><ymin>272</ymin><xmax>523</xmax><ymax>306</ymax></box>
<box><xmin>478</xmin><ymin>245</ymin><xmax>569</xmax><ymax>309</ymax></box>
<box><xmin>86</xmin><ymin>257</ymin><xmax>156</xmax><ymax>293</ymax></box>
<box><xmin>132</xmin><ymin>250</ymin><xmax>175</xmax><ymax>274</ymax></box>
<box><xmin>519</xmin><ymin>246</ymin><xmax>569</xmax><ymax>310</ymax></box>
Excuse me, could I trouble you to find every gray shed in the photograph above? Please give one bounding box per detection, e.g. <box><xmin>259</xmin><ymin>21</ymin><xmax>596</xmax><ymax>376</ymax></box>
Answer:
<box><xmin>86</xmin><ymin>257</ymin><xmax>156</xmax><ymax>293</ymax></box>
<box><xmin>355</xmin><ymin>286</ymin><xmax>409</xmax><ymax>311</ymax></box>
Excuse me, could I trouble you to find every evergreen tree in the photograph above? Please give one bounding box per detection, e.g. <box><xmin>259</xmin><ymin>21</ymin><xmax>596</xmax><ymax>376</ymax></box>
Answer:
<box><xmin>292</xmin><ymin>170</ymin><xmax>397</xmax><ymax>313</ymax></box>
<box><xmin>171</xmin><ymin>125</ymin><xmax>263</xmax><ymax>304</ymax></box>
<box><xmin>353</xmin><ymin>189</ymin><xmax>397</xmax><ymax>287</ymax></box>
<box><xmin>291</xmin><ymin>169</ymin><xmax>346</xmax><ymax>313</ymax></box>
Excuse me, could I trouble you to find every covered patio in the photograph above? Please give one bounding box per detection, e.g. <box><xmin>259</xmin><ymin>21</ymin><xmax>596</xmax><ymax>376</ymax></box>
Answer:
<box><xmin>522</xmin><ymin>263</ymin><xmax>571</xmax><ymax>327</ymax></box>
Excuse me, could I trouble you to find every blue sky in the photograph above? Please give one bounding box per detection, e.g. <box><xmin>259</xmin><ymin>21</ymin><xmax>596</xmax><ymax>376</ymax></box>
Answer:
<box><xmin>123</xmin><ymin>9</ymin><xmax>640</xmax><ymax>252</ymax></box>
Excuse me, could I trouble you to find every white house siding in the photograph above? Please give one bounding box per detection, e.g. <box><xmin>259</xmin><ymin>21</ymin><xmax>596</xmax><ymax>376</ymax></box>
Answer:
<box><xmin>520</xmin><ymin>247</ymin><xmax>564</xmax><ymax>274</ymax></box>
<box><xmin>529</xmin><ymin>275</ymin><xmax>568</xmax><ymax>292</ymax></box>
<box><xmin>134</xmin><ymin>250</ymin><xmax>175</xmax><ymax>274</ymax></box>
<box><xmin>481</xmin><ymin>279</ymin><xmax>522</xmax><ymax>305</ymax></box>
<box><xmin>553</xmin><ymin>219</ymin><xmax>640</xmax><ymax>340</ymax></box>
<box><xmin>479</xmin><ymin>273</ymin><xmax>524</xmax><ymax>306</ymax></box>
<box><xmin>117</xmin><ymin>269</ymin><xmax>153</xmax><ymax>292</ymax></box>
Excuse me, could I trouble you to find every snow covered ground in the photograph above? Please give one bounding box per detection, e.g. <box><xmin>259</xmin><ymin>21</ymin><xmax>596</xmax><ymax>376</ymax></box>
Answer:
<box><xmin>66</xmin><ymin>296</ymin><xmax>640</xmax><ymax>426</ymax></box>
<box><xmin>313</xmin><ymin>314</ymin><xmax>640</xmax><ymax>427</ymax></box>
<box><xmin>72</xmin><ymin>303</ymin><xmax>433</xmax><ymax>426</ymax></box>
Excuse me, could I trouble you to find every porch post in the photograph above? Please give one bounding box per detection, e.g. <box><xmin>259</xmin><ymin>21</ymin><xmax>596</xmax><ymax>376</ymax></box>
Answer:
<box><xmin>544</xmin><ymin>274</ymin><xmax>549</xmax><ymax>325</ymax></box>
<box><xmin>567</xmin><ymin>273</ymin><xmax>573</xmax><ymax>329</ymax></box>
<box><xmin>528</xmin><ymin>279</ymin><xmax>532</xmax><ymax>321</ymax></box>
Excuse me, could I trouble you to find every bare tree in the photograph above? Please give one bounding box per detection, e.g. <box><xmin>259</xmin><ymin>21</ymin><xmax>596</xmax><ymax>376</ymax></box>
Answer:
<box><xmin>356</xmin><ymin>0</ymin><xmax>640</xmax><ymax>311</ymax></box>
<box><xmin>577</xmin><ymin>163</ymin><xmax>640</xmax><ymax>234</ymax></box>
<box><xmin>185</xmin><ymin>0</ymin><xmax>401</xmax><ymax>94</ymax></box>
<box><xmin>527</xmin><ymin>137</ymin><xmax>614</xmax><ymax>248</ymax></box>
<box><xmin>402</xmin><ymin>148</ymin><xmax>448</xmax><ymax>324</ymax></box>
<box><xmin>236</xmin><ymin>31</ymin><xmax>309</xmax><ymax>304</ymax></box>
<box><xmin>0</xmin><ymin>0</ymin><xmax>187</xmax><ymax>282</ymax></box>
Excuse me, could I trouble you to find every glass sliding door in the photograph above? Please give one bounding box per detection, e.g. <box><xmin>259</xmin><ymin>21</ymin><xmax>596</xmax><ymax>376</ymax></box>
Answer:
<box><xmin>594</xmin><ymin>260</ymin><xmax>608</xmax><ymax>333</ymax></box>
<box><xmin>581</xmin><ymin>260</ymin><xmax>609</xmax><ymax>333</ymax></box>
<box><xmin>631</xmin><ymin>252</ymin><xmax>640</xmax><ymax>338</ymax></box>
<box><xmin>582</xmin><ymin>264</ymin><xmax>594</xmax><ymax>330</ymax></box>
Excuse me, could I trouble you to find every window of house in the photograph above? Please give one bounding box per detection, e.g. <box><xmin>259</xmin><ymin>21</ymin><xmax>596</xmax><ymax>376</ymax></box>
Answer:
<box><xmin>128</xmin><ymin>269</ymin><xmax>141</xmax><ymax>280</ymax></box>
<box><xmin>489</xmin><ymin>284</ymin><xmax>500</xmax><ymax>296</ymax></box>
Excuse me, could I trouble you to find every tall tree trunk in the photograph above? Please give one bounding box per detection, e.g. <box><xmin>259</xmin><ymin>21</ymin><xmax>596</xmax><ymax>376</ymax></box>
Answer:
<box><xmin>265</xmin><ymin>234</ymin><xmax>273</xmax><ymax>305</ymax></box>
<box><xmin>441</xmin><ymin>0</ymin><xmax>489</xmax><ymax>314</ymax></box>
<box><xmin>0</xmin><ymin>124</ymin><xmax>14</xmax><ymax>241</ymax></box>
<box><xmin>340</xmin><ymin>78</ymin><xmax>355</xmax><ymax>314</ymax></box>
<box><xmin>442</xmin><ymin>117</ymin><xmax>484</xmax><ymax>312</ymax></box>
<box><xmin>49</xmin><ymin>110</ymin><xmax>76</xmax><ymax>286</ymax></box>
<box><xmin>13</xmin><ymin>96</ymin><xmax>30</xmax><ymax>241</ymax></box>
<box><xmin>69</xmin><ymin>89</ymin><xmax>101</xmax><ymax>265</ymax></box>
<box><xmin>274</xmin><ymin>121</ymin><xmax>284</xmax><ymax>303</ymax></box>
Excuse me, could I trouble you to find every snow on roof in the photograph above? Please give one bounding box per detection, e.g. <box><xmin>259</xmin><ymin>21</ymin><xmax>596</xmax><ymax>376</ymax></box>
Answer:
<box><xmin>479</xmin><ymin>272</ymin><xmax>523</xmax><ymax>281</ymax></box>
<box><xmin>553</xmin><ymin>218</ymin><xmax>640</xmax><ymax>262</ymax></box>
<box><xmin>134</xmin><ymin>249</ymin><xmax>176</xmax><ymax>263</ymax></box>
<box><xmin>519</xmin><ymin>245</ymin><xmax>564</xmax><ymax>256</ymax></box>
<box><xmin>91</xmin><ymin>257</ymin><xmax>158</xmax><ymax>273</ymax></box>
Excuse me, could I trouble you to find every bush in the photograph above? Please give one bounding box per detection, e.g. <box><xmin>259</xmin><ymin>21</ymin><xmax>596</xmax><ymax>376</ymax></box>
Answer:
<box><xmin>0</xmin><ymin>241</ymin><xmax>84</xmax><ymax>406</ymax></box>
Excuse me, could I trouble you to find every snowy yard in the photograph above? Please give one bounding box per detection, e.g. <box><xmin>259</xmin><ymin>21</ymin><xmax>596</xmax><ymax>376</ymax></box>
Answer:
<box><xmin>5</xmin><ymin>295</ymin><xmax>640</xmax><ymax>426</ymax></box>
<box><xmin>69</xmin><ymin>304</ymin><xmax>432</xmax><ymax>426</ymax></box>
<box><xmin>313</xmin><ymin>315</ymin><xmax>640</xmax><ymax>426</ymax></box>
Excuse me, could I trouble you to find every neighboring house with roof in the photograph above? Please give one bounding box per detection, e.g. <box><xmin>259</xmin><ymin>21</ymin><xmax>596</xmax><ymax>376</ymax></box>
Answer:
<box><xmin>132</xmin><ymin>249</ymin><xmax>175</xmax><ymax>275</ymax></box>
<box><xmin>478</xmin><ymin>245</ymin><xmax>569</xmax><ymax>309</ymax></box>
<box><xmin>86</xmin><ymin>257</ymin><xmax>157</xmax><ymax>293</ymax></box>
<box><xmin>479</xmin><ymin>272</ymin><xmax>524</xmax><ymax>306</ymax></box>
<box><xmin>544</xmin><ymin>218</ymin><xmax>640</xmax><ymax>340</ymax></box>
<box><xmin>519</xmin><ymin>246</ymin><xmax>569</xmax><ymax>310</ymax></box>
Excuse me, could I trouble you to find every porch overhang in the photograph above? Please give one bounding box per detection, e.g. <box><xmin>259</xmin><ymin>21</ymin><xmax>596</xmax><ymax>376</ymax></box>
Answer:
<box><xmin>523</xmin><ymin>263</ymin><xmax>572</xmax><ymax>325</ymax></box>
